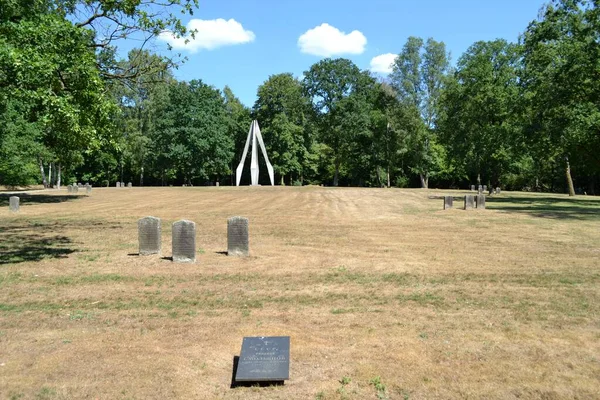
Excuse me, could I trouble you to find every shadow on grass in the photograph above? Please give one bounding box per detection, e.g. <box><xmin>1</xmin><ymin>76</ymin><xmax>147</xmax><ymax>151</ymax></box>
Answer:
<box><xmin>488</xmin><ymin>195</ymin><xmax>600</xmax><ymax>221</ymax></box>
<box><xmin>0</xmin><ymin>230</ymin><xmax>75</xmax><ymax>265</ymax></box>
<box><xmin>0</xmin><ymin>193</ymin><xmax>82</xmax><ymax>207</ymax></box>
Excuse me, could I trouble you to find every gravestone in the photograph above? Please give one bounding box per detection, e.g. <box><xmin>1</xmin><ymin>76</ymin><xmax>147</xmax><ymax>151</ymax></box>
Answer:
<box><xmin>128</xmin><ymin>182</ymin><xmax>132</xmax><ymax>188</ymax></box>
<box><xmin>464</xmin><ymin>195</ymin><xmax>475</xmax><ymax>210</ymax></box>
<box><xmin>86</xmin><ymin>184</ymin><xmax>92</xmax><ymax>195</ymax></box>
<box><xmin>67</xmin><ymin>185</ymin><xmax>72</xmax><ymax>193</ymax></box>
<box><xmin>235</xmin><ymin>336</ymin><xmax>290</xmax><ymax>383</ymax></box>
<box><xmin>9</xmin><ymin>196</ymin><xmax>19</xmax><ymax>212</ymax></box>
<box><xmin>478</xmin><ymin>185</ymin><xmax>483</xmax><ymax>194</ymax></box>
<box><xmin>489</xmin><ymin>187</ymin><xmax>493</xmax><ymax>195</ymax></box>
<box><xmin>228</xmin><ymin>216</ymin><xmax>249</xmax><ymax>256</ymax></box>
<box><xmin>483</xmin><ymin>185</ymin><xmax>487</xmax><ymax>192</ymax></box>
<box><xmin>496</xmin><ymin>187</ymin><xmax>501</xmax><ymax>194</ymax></box>
<box><xmin>476</xmin><ymin>194</ymin><xmax>486</xmax><ymax>209</ymax></box>
<box><xmin>172</xmin><ymin>220</ymin><xmax>196</xmax><ymax>262</ymax></box>
<box><xmin>138</xmin><ymin>216</ymin><xmax>161</xmax><ymax>255</ymax></box>
<box><xmin>443</xmin><ymin>196</ymin><xmax>453</xmax><ymax>210</ymax></box>
<box><xmin>470</xmin><ymin>185</ymin><xmax>475</xmax><ymax>191</ymax></box>
<box><xmin>78</xmin><ymin>183</ymin><xmax>82</xmax><ymax>188</ymax></box>
<box><xmin>216</xmin><ymin>182</ymin><xmax>220</xmax><ymax>187</ymax></box>
<box><xmin>73</xmin><ymin>185</ymin><xmax>79</xmax><ymax>193</ymax></box>
<box><xmin>116</xmin><ymin>182</ymin><xmax>120</xmax><ymax>188</ymax></box>
<box><xmin>121</xmin><ymin>182</ymin><xmax>125</xmax><ymax>188</ymax></box>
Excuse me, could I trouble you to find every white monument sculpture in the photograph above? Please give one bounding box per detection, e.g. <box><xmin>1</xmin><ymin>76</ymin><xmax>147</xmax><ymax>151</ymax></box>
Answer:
<box><xmin>236</xmin><ymin>120</ymin><xmax>274</xmax><ymax>186</ymax></box>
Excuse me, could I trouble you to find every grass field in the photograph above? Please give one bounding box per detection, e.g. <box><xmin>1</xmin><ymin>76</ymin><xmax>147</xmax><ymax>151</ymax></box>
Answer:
<box><xmin>0</xmin><ymin>187</ymin><xmax>599</xmax><ymax>399</ymax></box>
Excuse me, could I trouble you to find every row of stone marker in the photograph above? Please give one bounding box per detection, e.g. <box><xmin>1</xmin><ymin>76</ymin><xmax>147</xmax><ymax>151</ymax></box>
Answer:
<box><xmin>443</xmin><ymin>194</ymin><xmax>486</xmax><ymax>210</ymax></box>
<box><xmin>471</xmin><ymin>185</ymin><xmax>501</xmax><ymax>195</ymax></box>
<box><xmin>117</xmin><ymin>182</ymin><xmax>133</xmax><ymax>188</ymax></box>
<box><xmin>138</xmin><ymin>216</ymin><xmax>249</xmax><ymax>262</ymax></box>
<box><xmin>67</xmin><ymin>183</ymin><xmax>92</xmax><ymax>194</ymax></box>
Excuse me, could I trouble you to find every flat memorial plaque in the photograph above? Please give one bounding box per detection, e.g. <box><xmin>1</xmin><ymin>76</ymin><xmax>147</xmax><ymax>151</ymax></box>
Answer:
<box><xmin>235</xmin><ymin>336</ymin><xmax>290</xmax><ymax>382</ymax></box>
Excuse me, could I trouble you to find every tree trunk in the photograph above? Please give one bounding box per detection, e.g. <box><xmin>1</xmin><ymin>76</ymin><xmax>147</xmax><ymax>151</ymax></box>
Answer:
<box><xmin>387</xmin><ymin>166</ymin><xmax>391</xmax><ymax>188</ymax></box>
<box><xmin>47</xmin><ymin>163</ymin><xmax>52</xmax><ymax>187</ymax></box>
<box><xmin>419</xmin><ymin>173</ymin><xmax>429</xmax><ymax>189</ymax></box>
<box><xmin>566</xmin><ymin>157</ymin><xmax>575</xmax><ymax>196</ymax></box>
<box><xmin>281</xmin><ymin>175</ymin><xmax>284</xmax><ymax>186</ymax></box>
<box><xmin>333</xmin><ymin>162</ymin><xmax>340</xmax><ymax>187</ymax></box>
<box><xmin>39</xmin><ymin>159</ymin><xmax>47</xmax><ymax>188</ymax></box>
<box><xmin>140</xmin><ymin>167</ymin><xmax>144</xmax><ymax>187</ymax></box>
<box><xmin>57</xmin><ymin>164</ymin><xmax>61</xmax><ymax>189</ymax></box>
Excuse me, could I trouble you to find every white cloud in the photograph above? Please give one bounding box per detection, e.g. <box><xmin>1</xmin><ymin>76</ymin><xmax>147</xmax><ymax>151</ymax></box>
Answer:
<box><xmin>370</xmin><ymin>53</ymin><xmax>397</xmax><ymax>74</ymax></box>
<box><xmin>158</xmin><ymin>18</ymin><xmax>255</xmax><ymax>52</ymax></box>
<box><xmin>298</xmin><ymin>23</ymin><xmax>367</xmax><ymax>57</ymax></box>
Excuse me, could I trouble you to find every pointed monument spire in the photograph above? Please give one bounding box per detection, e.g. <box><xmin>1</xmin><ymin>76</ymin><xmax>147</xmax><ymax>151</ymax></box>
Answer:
<box><xmin>236</xmin><ymin>120</ymin><xmax>275</xmax><ymax>186</ymax></box>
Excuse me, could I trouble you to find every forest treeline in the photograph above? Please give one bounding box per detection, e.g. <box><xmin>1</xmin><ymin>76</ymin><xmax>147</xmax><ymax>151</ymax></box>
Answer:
<box><xmin>1</xmin><ymin>0</ymin><xmax>599</xmax><ymax>194</ymax></box>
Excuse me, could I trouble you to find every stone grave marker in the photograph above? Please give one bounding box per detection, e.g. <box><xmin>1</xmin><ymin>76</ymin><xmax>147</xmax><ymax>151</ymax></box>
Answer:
<box><xmin>73</xmin><ymin>185</ymin><xmax>79</xmax><ymax>193</ymax></box>
<box><xmin>9</xmin><ymin>196</ymin><xmax>19</xmax><ymax>212</ymax></box>
<box><xmin>86</xmin><ymin>185</ymin><xmax>92</xmax><ymax>195</ymax></box>
<box><xmin>483</xmin><ymin>185</ymin><xmax>487</xmax><ymax>192</ymax></box>
<box><xmin>216</xmin><ymin>182</ymin><xmax>220</xmax><ymax>187</ymax></box>
<box><xmin>228</xmin><ymin>216</ymin><xmax>249</xmax><ymax>256</ymax></box>
<box><xmin>116</xmin><ymin>182</ymin><xmax>120</xmax><ymax>188</ymax></box>
<box><xmin>496</xmin><ymin>187</ymin><xmax>501</xmax><ymax>194</ymax></box>
<box><xmin>67</xmin><ymin>185</ymin><xmax>72</xmax><ymax>193</ymax></box>
<box><xmin>443</xmin><ymin>196</ymin><xmax>453</xmax><ymax>210</ymax></box>
<box><xmin>138</xmin><ymin>216</ymin><xmax>161</xmax><ymax>255</ymax></box>
<box><xmin>128</xmin><ymin>182</ymin><xmax>132</xmax><ymax>188</ymax></box>
<box><xmin>478</xmin><ymin>185</ymin><xmax>483</xmax><ymax>194</ymax></box>
<box><xmin>464</xmin><ymin>195</ymin><xmax>475</xmax><ymax>210</ymax></box>
<box><xmin>470</xmin><ymin>185</ymin><xmax>475</xmax><ymax>191</ymax></box>
<box><xmin>235</xmin><ymin>336</ymin><xmax>290</xmax><ymax>383</ymax></box>
<box><xmin>172</xmin><ymin>220</ymin><xmax>196</xmax><ymax>262</ymax></box>
<box><xmin>477</xmin><ymin>194</ymin><xmax>486</xmax><ymax>209</ymax></box>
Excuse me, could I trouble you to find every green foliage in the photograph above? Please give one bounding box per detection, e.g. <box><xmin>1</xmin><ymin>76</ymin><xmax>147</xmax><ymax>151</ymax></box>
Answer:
<box><xmin>437</xmin><ymin>39</ymin><xmax>523</xmax><ymax>188</ymax></box>
<box><xmin>254</xmin><ymin>73</ymin><xmax>312</xmax><ymax>184</ymax></box>
<box><xmin>1</xmin><ymin>0</ymin><xmax>599</xmax><ymax>192</ymax></box>
<box><xmin>303</xmin><ymin>58</ymin><xmax>380</xmax><ymax>186</ymax></box>
<box><xmin>0</xmin><ymin>101</ymin><xmax>45</xmax><ymax>185</ymax></box>
<box><xmin>521</xmin><ymin>0</ymin><xmax>600</xmax><ymax>193</ymax></box>
<box><xmin>150</xmin><ymin>80</ymin><xmax>233</xmax><ymax>184</ymax></box>
<box><xmin>389</xmin><ymin>37</ymin><xmax>451</xmax><ymax>187</ymax></box>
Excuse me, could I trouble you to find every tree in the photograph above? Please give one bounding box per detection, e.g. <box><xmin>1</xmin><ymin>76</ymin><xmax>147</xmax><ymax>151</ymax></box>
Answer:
<box><xmin>254</xmin><ymin>73</ymin><xmax>312</xmax><ymax>185</ymax></box>
<box><xmin>150</xmin><ymin>80</ymin><xmax>233</xmax><ymax>184</ymax></box>
<box><xmin>0</xmin><ymin>11</ymin><xmax>117</xmax><ymax>187</ymax></box>
<box><xmin>437</xmin><ymin>40</ymin><xmax>523</xmax><ymax>188</ymax></box>
<box><xmin>223</xmin><ymin>86</ymin><xmax>252</xmax><ymax>184</ymax></box>
<box><xmin>390</xmin><ymin>37</ymin><xmax>450</xmax><ymax>188</ymax></box>
<box><xmin>521</xmin><ymin>0</ymin><xmax>600</xmax><ymax>195</ymax></box>
<box><xmin>303</xmin><ymin>58</ymin><xmax>372</xmax><ymax>186</ymax></box>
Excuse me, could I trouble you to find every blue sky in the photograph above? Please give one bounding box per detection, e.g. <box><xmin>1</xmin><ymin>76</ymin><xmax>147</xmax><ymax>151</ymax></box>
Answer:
<box><xmin>147</xmin><ymin>0</ymin><xmax>547</xmax><ymax>106</ymax></box>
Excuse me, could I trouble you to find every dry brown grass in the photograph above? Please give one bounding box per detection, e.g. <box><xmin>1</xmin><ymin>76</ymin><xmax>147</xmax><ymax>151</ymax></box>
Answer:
<box><xmin>1</xmin><ymin>187</ymin><xmax>599</xmax><ymax>399</ymax></box>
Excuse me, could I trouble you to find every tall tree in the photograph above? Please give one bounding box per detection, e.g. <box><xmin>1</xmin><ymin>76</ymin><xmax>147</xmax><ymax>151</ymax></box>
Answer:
<box><xmin>521</xmin><ymin>0</ymin><xmax>600</xmax><ymax>195</ymax></box>
<box><xmin>390</xmin><ymin>37</ymin><xmax>450</xmax><ymax>188</ymax></box>
<box><xmin>0</xmin><ymin>11</ymin><xmax>117</xmax><ymax>187</ymax></box>
<box><xmin>223</xmin><ymin>86</ymin><xmax>252</xmax><ymax>184</ymax></box>
<box><xmin>254</xmin><ymin>73</ymin><xmax>312</xmax><ymax>185</ymax></box>
<box><xmin>437</xmin><ymin>40</ymin><xmax>523</xmax><ymax>188</ymax></box>
<box><xmin>303</xmin><ymin>58</ymin><xmax>371</xmax><ymax>186</ymax></box>
<box><xmin>150</xmin><ymin>80</ymin><xmax>233</xmax><ymax>185</ymax></box>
